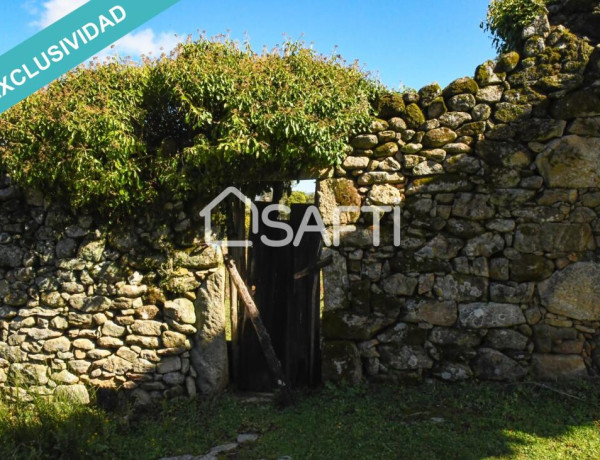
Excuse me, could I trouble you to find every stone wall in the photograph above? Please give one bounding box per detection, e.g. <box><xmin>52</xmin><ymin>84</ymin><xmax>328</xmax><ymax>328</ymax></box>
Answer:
<box><xmin>0</xmin><ymin>178</ymin><xmax>228</xmax><ymax>404</ymax></box>
<box><xmin>548</xmin><ymin>0</ymin><xmax>600</xmax><ymax>45</ymax></box>
<box><xmin>3</xmin><ymin>8</ymin><xmax>600</xmax><ymax>400</ymax></box>
<box><xmin>319</xmin><ymin>15</ymin><xmax>600</xmax><ymax>384</ymax></box>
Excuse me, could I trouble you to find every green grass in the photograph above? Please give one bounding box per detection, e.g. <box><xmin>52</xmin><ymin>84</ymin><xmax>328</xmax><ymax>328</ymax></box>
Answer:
<box><xmin>1</xmin><ymin>380</ymin><xmax>600</xmax><ymax>459</ymax></box>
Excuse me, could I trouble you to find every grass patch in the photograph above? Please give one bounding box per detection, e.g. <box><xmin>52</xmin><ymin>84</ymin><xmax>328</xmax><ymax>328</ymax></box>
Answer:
<box><xmin>1</xmin><ymin>380</ymin><xmax>600</xmax><ymax>459</ymax></box>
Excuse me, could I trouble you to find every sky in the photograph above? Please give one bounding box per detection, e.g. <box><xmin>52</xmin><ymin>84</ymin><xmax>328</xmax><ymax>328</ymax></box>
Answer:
<box><xmin>0</xmin><ymin>0</ymin><xmax>496</xmax><ymax>90</ymax></box>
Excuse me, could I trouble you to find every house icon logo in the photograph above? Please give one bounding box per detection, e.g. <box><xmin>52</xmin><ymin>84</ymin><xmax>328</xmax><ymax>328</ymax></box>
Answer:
<box><xmin>201</xmin><ymin>186</ymin><xmax>403</xmax><ymax>248</ymax></box>
<box><xmin>199</xmin><ymin>187</ymin><xmax>259</xmax><ymax>247</ymax></box>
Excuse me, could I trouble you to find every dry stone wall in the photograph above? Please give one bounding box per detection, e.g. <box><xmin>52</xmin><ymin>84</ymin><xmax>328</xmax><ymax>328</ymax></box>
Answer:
<box><xmin>319</xmin><ymin>16</ymin><xmax>600</xmax><ymax>384</ymax></box>
<box><xmin>2</xmin><ymin>7</ymin><xmax>600</xmax><ymax>400</ymax></box>
<box><xmin>0</xmin><ymin>180</ymin><xmax>228</xmax><ymax>404</ymax></box>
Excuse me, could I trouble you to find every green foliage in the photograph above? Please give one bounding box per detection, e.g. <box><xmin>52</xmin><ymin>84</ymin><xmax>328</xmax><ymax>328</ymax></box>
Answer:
<box><xmin>0</xmin><ymin>39</ymin><xmax>380</xmax><ymax>218</ymax></box>
<box><xmin>285</xmin><ymin>190</ymin><xmax>315</xmax><ymax>205</ymax></box>
<box><xmin>482</xmin><ymin>0</ymin><xmax>549</xmax><ymax>52</ymax></box>
<box><xmin>1</xmin><ymin>381</ymin><xmax>600</xmax><ymax>459</ymax></box>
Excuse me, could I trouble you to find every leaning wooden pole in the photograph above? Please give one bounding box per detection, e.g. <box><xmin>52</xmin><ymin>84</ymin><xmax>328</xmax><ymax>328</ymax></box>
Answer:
<box><xmin>224</xmin><ymin>255</ymin><xmax>294</xmax><ymax>406</ymax></box>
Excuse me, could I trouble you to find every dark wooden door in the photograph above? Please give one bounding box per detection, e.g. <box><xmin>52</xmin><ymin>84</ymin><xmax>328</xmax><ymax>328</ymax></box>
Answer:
<box><xmin>237</xmin><ymin>203</ymin><xmax>322</xmax><ymax>391</ymax></box>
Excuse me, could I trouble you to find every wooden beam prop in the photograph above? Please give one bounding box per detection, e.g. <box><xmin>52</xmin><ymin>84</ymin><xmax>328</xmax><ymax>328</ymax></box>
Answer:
<box><xmin>224</xmin><ymin>255</ymin><xmax>294</xmax><ymax>406</ymax></box>
<box><xmin>293</xmin><ymin>254</ymin><xmax>334</xmax><ymax>280</ymax></box>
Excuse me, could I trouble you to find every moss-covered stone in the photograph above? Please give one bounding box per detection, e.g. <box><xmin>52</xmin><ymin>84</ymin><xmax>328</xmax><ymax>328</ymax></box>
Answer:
<box><xmin>456</xmin><ymin>121</ymin><xmax>486</xmax><ymax>137</ymax></box>
<box><xmin>494</xmin><ymin>103</ymin><xmax>533</xmax><ymax>123</ymax></box>
<box><xmin>405</xmin><ymin>175</ymin><xmax>472</xmax><ymax>195</ymax></box>
<box><xmin>428</xmin><ymin>97</ymin><xmax>448</xmax><ymax>118</ymax></box>
<box><xmin>418</xmin><ymin>83</ymin><xmax>442</xmax><ymax>107</ymax></box>
<box><xmin>371</xmin><ymin>118</ymin><xmax>389</xmax><ymax>132</ymax></box>
<box><xmin>374</xmin><ymin>142</ymin><xmax>400</xmax><ymax>158</ymax></box>
<box><xmin>442</xmin><ymin>77</ymin><xmax>479</xmax><ymax>98</ymax></box>
<box><xmin>475</xmin><ymin>60</ymin><xmax>504</xmax><ymax>86</ymax></box>
<box><xmin>422</xmin><ymin>128</ymin><xmax>458</xmax><ymax>148</ymax></box>
<box><xmin>551</xmin><ymin>87</ymin><xmax>600</xmax><ymax>119</ymax></box>
<box><xmin>502</xmin><ymin>88</ymin><xmax>546</xmax><ymax>104</ymax></box>
<box><xmin>377</xmin><ymin>92</ymin><xmax>406</xmax><ymax>119</ymax></box>
<box><xmin>318</xmin><ymin>178</ymin><xmax>362</xmax><ymax>225</ymax></box>
<box><xmin>496</xmin><ymin>52</ymin><xmax>520</xmax><ymax>73</ymax></box>
<box><xmin>404</xmin><ymin>103</ymin><xmax>426</xmax><ymax>129</ymax></box>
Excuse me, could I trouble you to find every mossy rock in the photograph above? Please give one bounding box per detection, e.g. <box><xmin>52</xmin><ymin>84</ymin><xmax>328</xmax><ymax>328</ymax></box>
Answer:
<box><xmin>456</xmin><ymin>121</ymin><xmax>486</xmax><ymax>137</ymax></box>
<box><xmin>377</xmin><ymin>92</ymin><xmax>406</xmax><ymax>119</ymax></box>
<box><xmin>475</xmin><ymin>60</ymin><xmax>504</xmax><ymax>86</ymax></box>
<box><xmin>405</xmin><ymin>175</ymin><xmax>472</xmax><ymax>195</ymax></box>
<box><xmin>503</xmin><ymin>87</ymin><xmax>546</xmax><ymax>104</ymax></box>
<box><xmin>404</xmin><ymin>103</ymin><xmax>426</xmax><ymax>129</ymax></box>
<box><xmin>494</xmin><ymin>103</ymin><xmax>532</xmax><ymax>123</ymax></box>
<box><xmin>495</xmin><ymin>52</ymin><xmax>520</xmax><ymax>73</ymax></box>
<box><xmin>418</xmin><ymin>83</ymin><xmax>442</xmax><ymax>107</ymax></box>
<box><xmin>374</xmin><ymin>142</ymin><xmax>400</xmax><ymax>158</ymax></box>
<box><xmin>442</xmin><ymin>77</ymin><xmax>479</xmax><ymax>98</ymax></box>
<box><xmin>551</xmin><ymin>87</ymin><xmax>600</xmax><ymax>119</ymax></box>
<box><xmin>422</xmin><ymin>128</ymin><xmax>457</xmax><ymax>148</ymax></box>
<box><xmin>428</xmin><ymin>97</ymin><xmax>448</xmax><ymax>118</ymax></box>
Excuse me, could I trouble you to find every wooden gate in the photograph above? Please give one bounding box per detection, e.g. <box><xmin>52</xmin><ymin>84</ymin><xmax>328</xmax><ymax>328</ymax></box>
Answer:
<box><xmin>233</xmin><ymin>202</ymin><xmax>322</xmax><ymax>391</ymax></box>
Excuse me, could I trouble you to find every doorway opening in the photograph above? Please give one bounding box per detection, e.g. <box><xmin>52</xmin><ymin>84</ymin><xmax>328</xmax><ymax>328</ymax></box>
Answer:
<box><xmin>225</xmin><ymin>179</ymin><xmax>323</xmax><ymax>391</ymax></box>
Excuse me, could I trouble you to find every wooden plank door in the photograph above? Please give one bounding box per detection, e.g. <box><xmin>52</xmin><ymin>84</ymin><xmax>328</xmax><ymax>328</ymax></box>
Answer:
<box><xmin>236</xmin><ymin>203</ymin><xmax>322</xmax><ymax>391</ymax></box>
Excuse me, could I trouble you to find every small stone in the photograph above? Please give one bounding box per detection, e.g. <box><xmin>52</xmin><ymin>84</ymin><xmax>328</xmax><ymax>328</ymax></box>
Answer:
<box><xmin>43</xmin><ymin>336</ymin><xmax>71</xmax><ymax>353</ymax></box>
<box><xmin>401</xmin><ymin>300</ymin><xmax>457</xmax><ymax>326</ymax></box>
<box><xmin>367</xmin><ymin>184</ymin><xmax>403</xmax><ymax>206</ymax></box>
<box><xmin>472</xmin><ymin>348</ymin><xmax>527</xmax><ymax>381</ymax></box>
<box><xmin>164</xmin><ymin>298</ymin><xmax>196</xmax><ymax>325</ymax></box>
<box><xmin>158</xmin><ymin>356</ymin><xmax>182</xmax><ymax>374</ymax></box>
<box><xmin>476</xmin><ymin>85</ymin><xmax>503</xmax><ymax>103</ymax></box>
<box><xmin>538</xmin><ymin>262</ymin><xmax>600</xmax><ymax>321</ymax></box>
<box><xmin>382</xmin><ymin>274</ymin><xmax>418</xmax><ymax>296</ymax></box>
<box><xmin>411</xmin><ymin>160</ymin><xmax>443</xmax><ymax>176</ymax></box>
<box><xmin>494</xmin><ymin>103</ymin><xmax>532</xmax><ymax>123</ymax></box>
<box><xmin>131</xmin><ymin>320</ymin><xmax>163</xmax><ymax>336</ymax></box>
<box><xmin>422</xmin><ymin>128</ymin><xmax>458</xmax><ymax>148</ymax></box>
<box><xmin>443</xmin><ymin>77</ymin><xmax>478</xmax><ymax>97</ymax></box>
<box><xmin>102</xmin><ymin>355</ymin><xmax>133</xmax><ymax>374</ymax></box>
<box><xmin>458</xmin><ymin>303</ymin><xmax>525</xmax><ymax>329</ymax></box>
<box><xmin>73</xmin><ymin>339</ymin><xmax>95</xmax><ymax>350</ymax></box>
<box><xmin>342</xmin><ymin>156</ymin><xmax>370</xmax><ymax>170</ymax></box>
<box><xmin>101</xmin><ymin>321</ymin><xmax>126</xmax><ymax>338</ymax></box>
<box><xmin>448</xmin><ymin>94</ymin><xmax>476</xmax><ymax>112</ymax></box>
<box><xmin>56</xmin><ymin>238</ymin><xmax>78</xmax><ymax>259</ymax></box>
<box><xmin>388</xmin><ymin>117</ymin><xmax>407</xmax><ymax>131</ymax></box>
<box><xmin>135</xmin><ymin>305</ymin><xmax>160</xmax><ymax>320</ymax></box>
<box><xmin>532</xmin><ymin>354</ymin><xmax>587</xmax><ymax>380</ymax></box>
<box><xmin>536</xmin><ymin>136</ymin><xmax>600</xmax><ymax>188</ymax></box>
<box><xmin>351</xmin><ymin>134</ymin><xmax>379</xmax><ymax>149</ymax></box>
<box><xmin>379</xmin><ymin>344</ymin><xmax>433</xmax><ymax>370</ymax></box>
<box><xmin>495</xmin><ymin>52</ymin><xmax>520</xmax><ymax>73</ymax></box>
<box><xmin>51</xmin><ymin>370</ymin><xmax>79</xmax><ymax>384</ymax></box>
<box><xmin>237</xmin><ymin>433</ymin><xmax>259</xmax><ymax>444</ymax></box>
<box><xmin>54</xmin><ymin>385</ymin><xmax>90</xmax><ymax>405</ymax></box>
<box><xmin>485</xmin><ymin>329</ymin><xmax>528</xmax><ymax>351</ymax></box>
<box><xmin>374</xmin><ymin>142</ymin><xmax>399</xmax><ymax>158</ymax></box>
<box><xmin>162</xmin><ymin>331</ymin><xmax>189</xmax><ymax>349</ymax></box>
<box><xmin>433</xmin><ymin>362</ymin><xmax>473</xmax><ymax>381</ymax></box>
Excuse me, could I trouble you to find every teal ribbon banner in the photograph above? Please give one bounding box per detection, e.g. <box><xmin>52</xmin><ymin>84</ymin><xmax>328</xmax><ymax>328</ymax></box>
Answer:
<box><xmin>0</xmin><ymin>0</ymin><xmax>180</xmax><ymax>114</ymax></box>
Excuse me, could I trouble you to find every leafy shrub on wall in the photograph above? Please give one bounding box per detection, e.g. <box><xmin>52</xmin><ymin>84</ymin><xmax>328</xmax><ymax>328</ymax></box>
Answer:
<box><xmin>0</xmin><ymin>39</ymin><xmax>380</xmax><ymax>218</ymax></box>
<box><xmin>483</xmin><ymin>0</ymin><xmax>550</xmax><ymax>52</ymax></box>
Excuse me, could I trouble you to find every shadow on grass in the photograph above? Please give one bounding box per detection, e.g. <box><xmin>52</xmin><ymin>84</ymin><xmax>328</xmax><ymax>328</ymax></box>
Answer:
<box><xmin>1</xmin><ymin>380</ymin><xmax>599</xmax><ymax>459</ymax></box>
